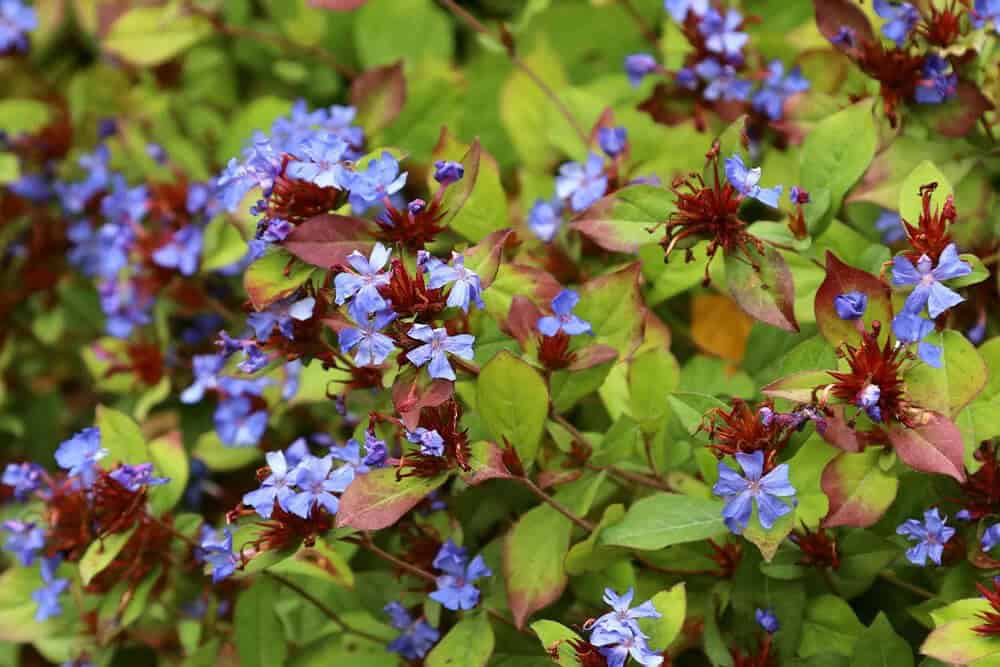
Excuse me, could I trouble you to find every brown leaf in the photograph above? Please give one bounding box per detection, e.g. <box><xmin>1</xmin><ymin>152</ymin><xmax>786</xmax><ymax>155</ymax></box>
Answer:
<box><xmin>282</xmin><ymin>214</ymin><xmax>374</xmax><ymax>269</ymax></box>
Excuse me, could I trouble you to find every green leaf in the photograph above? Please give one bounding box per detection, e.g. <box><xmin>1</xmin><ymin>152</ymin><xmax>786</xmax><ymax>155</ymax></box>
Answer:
<box><xmin>821</xmin><ymin>449</ymin><xmax>899</xmax><ymax>528</ymax></box>
<box><xmin>599</xmin><ymin>493</ymin><xmax>727</xmax><ymax>550</ymax></box>
<box><xmin>666</xmin><ymin>392</ymin><xmax>726</xmax><ymax>436</ymax></box>
<box><xmin>426</xmin><ymin>612</ymin><xmax>495</xmax><ymax>667</ymax></box>
<box><xmin>96</xmin><ymin>404</ymin><xmax>148</xmax><ymax>466</ymax></box>
<box><xmin>103</xmin><ymin>7</ymin><xmax>211</xmax><ymax>67</ymax></box>
<box><xmin>922</xmin><ymin>599</ymin><xmax>1000</xmax><ymax>665</ymax></box>
<box><xmin>336</xmin><ymin>468</ymin><xmax>448</xmax><ymax>530</ymax></box>
<box><xmin>898</xmin><ymin>160</ymin><xmax>952</xmax><ymax>226</ymax></box>
<box><xmin>354</xmin><ymin>0</ymin><xmax>453</xmax><ymax>68</ymax></box>
<box><xmin>0</xmin><ymin>99</ymin><xmax>51</xmax><ymax>136</ymax></box>
<box><xmin>499</xmin><ymin>39</ymin><xmax>568</xmax><ymax>169</ymax></box>
<box><xmin>571</xmin><ymin>185</ymin><xmax>675</xmax><ymax>253</ymax></box>
<box><xmin>477</xmin><ymin>351</ymin><xmax>549</xmax><ymax>467</ymax></box>
<box><xmin>905</xmin><ymin>330</ymin><xmax>988</xmax><ymax>418</ymax></box>
<box><xmin>79</xmin><ymin>527</ymin><xmax>136</xmax><ymax>585</ymax></box>
<box><xmin>629</xmin><ymin>347</ymin><xmax>680</xmax><ymax>433</ymax></box>
<box><xmin>202</xmin><ymin>217</ymin><xmax>252</xmax><ymax>271</ymax></box>
<box><xmin>234</xmin><ymin>577</ymin><xmax>288</xmax><ymax>667</ymax></box>
<box><xmin>0</xmin><ymin>153</ymin><xmax>17</xmax><ymax>184</ymax></box>
<box><xmin>799</xmin><ymin>100</ymin><xmax>877</xmax><ymax>234</ymax></box>
<box><xmin>565</xmin><ymin>504</ymin><xmax>626</xmax><ymax>575</ymax></box>
<box><xmin>148</xmin><ymin>431</ymin><xmax>189</xmax><ymax>516</ymax></box>
<box><xmin>432</xmin><ymin>133</ymin><xmax>509</xmax><ymax>243</ymax></box>
<box><xmin>575</xmin><ymin>264</ymin><xmax>645</xmax><ymax>353</ymax></box>
<box><xmin>799</xmin><ymin>595</ymin><xmax>866</xmax><ymax>658</ymax></box>
<box><xmin>850</xmin><ymin>613</ymin><xmax>913</xmax><ymax>667</ymax></box>
<box><xmin>505</xmin><ymin>502</ymin><xmax>573</xmax><ymax>628</ymax></box>
<box><xmin>244</xmin><ymin>247</ymin><xmax>318</xmax><ymax>310</ymax></box>
<box><xmin>641</xmin><ymin>583</ymin><xmax>686</xmax><ymax>651</ymax></box>
<box><xmin>194</xmin><ymin>432</ymin><xmax>261</xmax><ymax>472</ymax></box>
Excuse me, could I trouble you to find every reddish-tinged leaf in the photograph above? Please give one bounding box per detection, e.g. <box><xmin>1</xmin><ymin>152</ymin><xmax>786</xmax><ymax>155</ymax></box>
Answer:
<box><xmin>282</xmin><ymin>214</ymin><xmax>374</xmax><ymax>269</ymax></box>
<box><xmin>463</xmin><ymin>441</ymin><xmax>515</xmax><ymax>486</ymax></box>
<box><xmin>505</xmin><ymin>295</ymin><xmax>543</xmax><ymax>347</ymax></box>
<box><xmin>335</xmin><ymin>468</ymin><xmax>448</xmax><ymax>530</ymax></box>
<box><xmin>310</xmin><ymin>0</ymin><xmax>369</xmax><ymax>9</ymax></box>
<box><xmin>819</xmin><ymin>406</ymin><xmax>863</xmax><ymax>453</ymax></box>
<box><xmin>570</xmin><ymin>185</ymin><xmax>673</xmax><ymax>253</ymax></box>
<box><xmin>537</xmin><ymin>470</ymin><xmax>582</xmax><ymax>488</ymax></box>
<box><xmin>244</xmin><ymin>248</ymin><xmax>318</xmax><ymax>310</ymax></box>
<box><xmin>887</xmin><ymin>412</ymin><xmax>966</xmax><ymax>482</ymax></box>
<box><xmin>812</xmin><ymin>0</ymin><xmax>875</xmax><ymax>51</ymax></box>
<box><xmin>934</xmin><ymin>82</ymin><xmax>994</xmax><ymax>138</ymax></box>
<box><xmin>822</xmin><ymin>449</ymin><xmax>899</xmax><ymax>528</ymax></box>
<box><xmin>814</xmin><ymin>251</ymin><xmax>891</xmax><ymax>347</ymax></box>
<box><xmin>350</xmin><ymin>61</ymin><xmax>406</xmax><ymax>134</ymax></box>
<box><xmin>725</xmin><ymin>245</ymin><xmax>799</xmax><ymax>332</ymax></box>
<box><xmin>763</xmin><ymin>370</ymin><xmax>833</xmax><ymax>403</ymax></box>
<box><xmin>504</xmin><ymin>503</ymin><xmax>573</xmax><ymax>628</ymax></box>
<box><xmin>464</xmin><ymin>228</ymin><xmax>514</xmax><ymax>289</ymax></box>
<box><xmin>567</xmin><ymin>345</ymin><xmax>618</xmax><ymax>371</ymax></box>
<box><xmin>392</xmin><ymin>378</ymin><xmax>454</xmax><ymax>431</ymax></box>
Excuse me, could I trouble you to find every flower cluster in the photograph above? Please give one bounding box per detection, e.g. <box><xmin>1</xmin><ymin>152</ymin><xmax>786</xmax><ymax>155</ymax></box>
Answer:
<box><xmin>583</xmin><ymin>588</ymin><xmax>664</xmax><ymax>667</ymax></box>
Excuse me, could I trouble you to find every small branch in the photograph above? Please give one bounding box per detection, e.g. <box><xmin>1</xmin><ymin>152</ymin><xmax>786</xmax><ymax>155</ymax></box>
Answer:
<box><xmin>452</xmin><ymin>357</ymin><xmax>481</xmax><ymax>376</ymax></box>
<box><xmin>636</xmin><ymin>555</ymin><xmax>717</xmax><ymax>577</ymax></box>
<box><xmin>438</xmin><ymin>0</ymin><xmax>590</xmax><ymax>147</ymax></box>
<box><xmin>586</xmin><ymin>463</ymin><xmax>671</xmax><ymax>492</ymax></box>
<box><xmin>515</xmin><ymin>476</ymin><xmax>595</xmax><ymax>532</ymax></box>
<box><xmin>878</xmin><ymin>570</ymin><xmax>935</xmax><ymax>600</ymax></box>
<box><xmin>347</xmin><ymin>535</ymin><xmax>438</xmax><ymax>584</ymax></box>
<box><xmin>266</xmin><ymin>571</ymin><xmax>385</xmax><ymax>643</ymax></box>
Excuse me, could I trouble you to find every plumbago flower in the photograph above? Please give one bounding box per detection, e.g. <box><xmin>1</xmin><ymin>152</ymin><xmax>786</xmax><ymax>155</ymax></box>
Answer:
<box><xmin>428</xmin><ymin>540</ymin><xmax>492</xmax><ymax>610</ymax></box>
<box><xmin>405</xmin><ymin>324</ymin><xmax>475</xmax><ymax>381</ymax></box>
<box><xmin>897</xmin><ymin>508</ymin><xmax>955</xmax><ymax>566</ymax></box>
<box><xmin>713</xmin><ymin>451</ymin><xmax>797</xmax><ymax>534</ymax></box>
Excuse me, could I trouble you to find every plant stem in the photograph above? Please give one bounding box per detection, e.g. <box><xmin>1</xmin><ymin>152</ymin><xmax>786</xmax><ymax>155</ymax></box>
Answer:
<box><xmin>347</xmin><ymin>535</ymin><xmax>438</xmax><ymax>584</ymax></box>
<box><xmin>515</xmin><ymin>476</ymin><xmax>595</xmax><ymax>532</ymax></box>
<box><xmin>437</xmin><ymin>0</ymin><xmax>590</xmax><ymax>146</ymax></box>
<box><xmin>878</xmin><ymin>570</ymin><xmax>935</xmax><ymax>600</ymax></box>
<box><xmin>266</xmin><ymin>571</ymin><xmax>385</xmax><ymax>642</ymax></box>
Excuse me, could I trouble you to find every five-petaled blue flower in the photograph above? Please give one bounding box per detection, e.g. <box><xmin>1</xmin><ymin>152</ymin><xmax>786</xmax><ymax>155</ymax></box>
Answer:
<box><xmin>151</xmin><ymin>225</ymin><xmax>204</xmax><ymax>277</ymax></box>
<box><xmin>287</xmin><ymin>456</ymin><xmax>354</xmax><ymax>519</ymax></box>
<box><xmin>405</xmin><ymin>324</ymin><xmax>475</xmax><ymax>381</ymax></box>
<box><xmin>915</xmin><ymin>54</ymin><xmax>957</xmax><ymax>105</ymax></box>
<box><xmin>214</xmin><ymin>396</ymin><xmax>269</xmax><ymax>447</ymax></box>
<box><xmin>625</xmin><ymin>53</ymin><xmax>658</xmax><ymax>87</ymax></box>
<box><xmin>590</xmin><ymin>624</ymin><xmax>663</xmax><ymax>667</ymax></box>
<box><xmin>897</xmin><ymin>508</ymin><xmax>955</xmax><ymax>566</ymax></box>
<box><xmin>712</xmin><ymin>450</ymin><xmax>797</xmax><ymax>534</ymax></box>
<box><xmin>242</xmin><ymin>450</ymin><xmax>296</xmax><ymax>519</ymax></box>
<box><xmin>892</xmin><ymin>311</ymin><xmax>943</xmax><ymax>367</ymax></box>
<box><xmin>247</xmin><ymin>294</ymin><xmax>316</xmax><ymax>341</ymax></box>
<box><xmin>592</xmin><ymin>588</ymin><xmax>661</xmax><ymax>636</ymax></box>
<box><xmin>834</xmin><ymin>291</ymin><xmax>868</xmax><ymax>320</ymax></box>
<box><xmin>33</xmin><ymin>557</ymin><xmax>68</xmax><ymax>621</ymax></box>
<box><xmin>527</xmin><ymin>198</ymin><xmax>563</xmax><ymax>243</ymax></box>
<box><xmin>665</xmin><ymin>0</ymin><xmax>709</xmax><ymax>23</ymax></box>
<box><xmin>199</xmin><ymin>527</ymin><xmax>239</xmax><ymax>583</ymax></box>
<box><xmin>891</xmin><ymin>243</ymin><xmax>971</xmax><ymax>318</ymax></box>
<box><xmin>556</xmin><ymin>152</ymin><xmax>608</xmax><ymax>213</ymax></box>
<box><xmin>335</xmin><ymin>242</ymin><xmax>392</xmax><ymax>315</ymax></box>
<box><xmin>285</xmin><ymin>132</ymin><xmax>349</xmax><ymax>188</ymax></box>
<box><xmin>538</xmin><ymin>289</ymin><xmax>592</xmax><ymax>337</ymax></box>
<box><xmin>407</xmin><ymin>428</ymin><xmax>445</xmax><ymax>457</ymax></box>
<box><xmin>343</xmin><ymin>151</ymin><xmax>407</xmax><ymax>213</ymax></box>
<box><xmin>54</xmin><ymin>427</ymin><xmax>108</xmax><ymax>488</ymax></box>
<box><xmin>109</xmin><ymin>463</ymin><xmax>169</xmax><ymax>492</ymax></box>
<box><xmin>181</xmin><ymin>353</ymin><xmax>224</xmax><ymax>404</ymax></box>
<box><xmin>693</xmin><ymin>60</ymin><xmax>753</xmax><ymax>102</ymax></box>
<box><xmin>2</xmin><ymin>520</ymin><xmax>45</xmax><ymax>566</ymax></box>
<box><xmin>338</xmin><ymin>307</ymin><xmax>397</xmax><ymax>367</ymax></box>
<box><xmin>428</xmin><ymin>540</ymin><xmax>493</xmax><ymax>611</ymax></box>
<box><xmin>0</xmin><ymin>0</ymin><xmax>37</xmax><ymax>52</ymax></box>
<box><xmin>428</xmin><ymin>253</ymin><xmax>485</xmax><ymax>313</ymax></box>
<box><xmin>752</xmin><ymin>60</ymin><xmax>810</xmax><ymax>121</ymax></box>
<box><xmin>385</xmin><ymin>602</ymin><xmax>440</xmax><ymax>660</ymax></box>
<box><xmin>874</xmin><ymin>0</ymin><xmax>919</xmax><ymax>47</ymax></box>
<box><xmin>699</xmin><ymin>8</ymin><xmax>748</xmax><ymax>57</ymax></box>
<box><xmin>2</xmin><ymin>462</ymin><xmax>44</xmax><ymax>500</ymax></box>
<box><xmin>725</xmin><ymin>154</ymin><xmax>783</xmax><ymax>208</ymax></box>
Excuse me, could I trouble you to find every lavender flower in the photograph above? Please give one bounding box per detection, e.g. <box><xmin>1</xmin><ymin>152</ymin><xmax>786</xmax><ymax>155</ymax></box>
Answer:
<box><xmin>109</xmin><ymin>463</ymin><xmax>169</xmax><ymax>492</ymax></box>
<box><xmin>33</xmin><ymin>557</ymin><xmax>68</xmax><ymax>621</ymax></box>
<box><xmin>756</xmin><ymin>608</ymin><xmax>780</xmax><ymax>634</ymax></box>
<box><xmin>385</xmin><ymin>602</ymin><xmax>440</xmax><ymax>659</ymax></box>
<box><xmin>247</xmin><ymin>294</ymin><xmax>316</xmax><ymax>341</ymax></box>
<box><xmin>407</xmin><ymin>428</ymin><xmax>445</xmax><ymax>457</ymax></box>
<box><xmin>0</xmin><ymin>0</ymin><xmax>37</xmax><ymax>52</ymax></box>
<box><xmin>199</xmin><ymin>527</ymin><xmax>238</xmax><ymax>583</ymax></box>
<box><xmin>338</xmin><ymin>307</ymin><xmax>397</xmax><ymax>367</ymax></box>
<box><xmin>433</xmin><ymin>160</ymin><xmax>464</xmax><ymax>185</ymax></box>
<box><xmin>625</xmin><ymin>53</ymin><xmax>658</xmax><ymax>87</ymax></box>
<box><xmin>592</xmin><ymin>588</ymin><xmax>661</xmax><ymax>636</ymax></box>
<box><xmin>914</xmin><ymin>54</ymin><xmax>957</xmax><ymax>104</ymax></box>
<box><xmin>2</xmin><ymin>520</ymin><xmax>45</xmax><ymax>565</ymax></box>
<box><xmin>892</xmin><ymin>311</ymin><xmax>943</xmax><ymax>367</ymax></box>
<box><xmin>694</xmin><ymin>59</ymin><xmax>753</xmax><ymax>102</ymax></box>
<box><xmin>2</xmin><ymin>462</ymin><xmax>43</xmax><ymax>500</ymax></box>
<box><xmin>665</xmin><ymin>0</ymin><xmax>709</xmax><ymax>23</ymax></box>
<box><xmin>598</xmin><ymin>127</ymin><xmax>628</xmax><ymax>158</ymax></box>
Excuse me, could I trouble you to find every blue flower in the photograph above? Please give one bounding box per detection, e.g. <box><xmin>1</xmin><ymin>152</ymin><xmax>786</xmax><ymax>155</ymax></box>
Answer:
<box><xmin>101</xmin><ymin>175</ymin><xmax>149</xmax><ymax>226</ymax></box>
<box><xmin>405</xmin><ymin>325</ymin><xmax>475</xmax><ymax>381</ymax></box>
<box><xmin>856</xmin><ymin>383</ymin><xmax>882</xmax><ymax>422</ymax></box>
<box><xmin>181</xmin><ymin>354</ymin><xmax>225</xmax><ymax>404</ymax></box>
<box><xmin>109</xmin><ymin>463</ymin><xmax>168</xmax><ymax>492</ymax></box>
<box><xmin>2</xmin><ymin>520</ymin><xmax>45</xmax><ymax>566</ymax></box>
<box><xmin>874</xmin><ymin>0</ymin><xmax>919</xmax><ymax>47</ymax></box>
<box><xmin>407</xmin><ymin>428</ymin><xmax>445</xmax><ymax>457</ymax></box>
<box><xmin>335</xmin><ymin>243</ymin><xmax>392</xmax><ymax>315</ymax></box>
<box><xmin>897</xmin><ymin>508</ymin><xmax>955</xmax><ymax>566</ymax></box>
<box><xmin>892</xmin><ymin>311</ymin><xmax>943</xmax><ymax>368</ymax></box>
<box><xmin>343</xmin><ymin>151</ymin><xmax>407</xmax><ymax>213</ymax></box>
<box><xmin>257</xmin><ymin>218</ymin><xmax>293</xmax><ymax>244</ymax></box>
<box><xmin>362</xmin><ymin>432</ymin><xmax>388</xmax><ymax>468</ymax></box>
<box><xmin>756</xmin><ymin>608</ymin><xmax>780</xmax><ymax>634</ymax></box>
<box><xmin>752</xmin><ymin>60</ymin><xmax>810</xmax><ymax>121</ymax></box>
<box><xmin>428</xmin><ymin>540</ymin><xmax>492</xmax><ymax>611</ymax></box>
<box><xmin>338</xmin><ymin>307</ymin><xmax>397</xmax><ymax>367</ymax></box>
<box><xmin>33</xmin><ymin>557</ymin><xmax>68</xmax><ymax>621</ymax></box>
<box><xmin>915</xmin><ymin>54</ymin><xmax>957</xmax><ymax>104</ymax></box>
<box><xmin>724</xmin><ymin>154</ymin><xmax>783</xmax><ymax>208</ymax></box>
<box><xmin>385</xmin><ymin>602</ymin><xmax>440</xmax><ymax>659</ymax></box>
<box><xmin>982</xmin><ymin>523</ymin><xmax>1000</xmax><ymax>552</ymax></box>
<box><xmin>286</xmin><ymin>132</ymin><xmax>350</xmax><ymax>188</ymax></box>
<box><xmin>99</xmin><ymin>278</ymin><xmax>154</xmax><ymax>339</ymax></box>
<box><xmin>712</xmin><ymin>450</ymin><xmax>796</xmax><ymax>534</ymax></box>
<box><xmin>428</xmin><ymin>253</ymin><xmax>484</xmax><ymax>313</ymax></box>
<box><xmin>590</xmin><ymin>625</ymin><xmax>664</xmax><ymax>667</ymax></box>
<box><xmin>891</xmin><ymin>243</ymin><xmax>971</xmax><ymax>318</ymax></box>
<box><xmin>215</xmin><ymin>134</ymin><xmax>281</xmax><ymax>213</ymax></box>
<box><xmin>694</xmin><ymin>60</ymin><xmax>753</xmax><ymax>102</ymax></box>
<box><xmin>699</xmin><ymin>8</ymin><xmax>748</xmax><ymax>57</ymax></box>
<box><xmin>875</xmin><ymin>209</ymin><xmax>905</xmax><ymax>243</ymax></box>
<box><xmin>538</xmin><ymin>289</ymin><xmax>592</xmax><ymax>337</ymax></box>
<box><xmin>556</xmin><ymin>152</ymin><xmax>608</xmax><ymax>213</ymax></box>
<box><xmin>152</xmin><ymin>225</ymin><xmax>203</xmax><ymax>276</ymax></box>
<box><xmin>214</xmin><ymin>396</ymin><xmax>268</xmax><ymax>447</ymax></box>
<box><xmin>247</xmin><ymin>294</ymin><xmax>316</xmax><ymax>341</ymax></box>
<box><xmin>972</xmin><ymin>0</ymin><xmax>1000</xmax><ymax>33</ymax></box>
<box><xmin>55</xmin><ymin>427</ymin><xmax>108</xmax><ymax>488</ymax></box>
<box><xmin>237</xmin><ymin>344</ymin><xmax>269</xmax><ymax>374</ymax></box>
<box><xmin>665</xmin><ymin>0</ymin><xmax>709</xmax><ymax>22</ymax></box>
<box><xmin>598</xmin><ymin>127</ymin><xmax>628</xmax><ymax>158</ymax></box>
<box><xmin>527</xmin><ymin>198</ymin><xmax>563</xmax><ymax>243</ymax></box>
<box><xmin>287</xmin><ymin>456</ymin><xmax>354</xmax><ymax>518</ymax></box>
<box><xmin>2</xmin><ymin>462</ymin><xmax>44</xmax><ymax>500</ymax></box>
<box><xmin>67</xmin><ymin>220</ymin><xmax>132</xmax><ymax>278</ymax></box>
<box><xmin>624</xmin><ymin>53</ymin><xmax>658</xmax><ymax>87</ymax></box>
<box><xmin>199</xmin><ymin>527</ymin><xmax>238</xmax><ymax>583</ymax></box>
<box><xmin>55</xmin><ymin>146</ymin><xmax>110</xmax><ymax>215</ymax></box>
<box><xmin>592</xmin><ymin>588</ymin><xmax>661</xmax><ymax>636</ymax></box>
<box><xmin>242</xmin><ymin>451</ymin><xmax>296</xmax><ymax>519</ymax></box>
<box><xmin>0</xmin><ymin>0</ymin><xmax>37</xmax><ymax>52</ymax></box>
<box><xmin>834</xmin><ymin>291</ymin><xmax>868</xmax><ymax>320</ymax></box>
<box><xmin>433</xmin><ymin>160</ymin><xmax>465</xmax><ymax>186</ymax></box>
